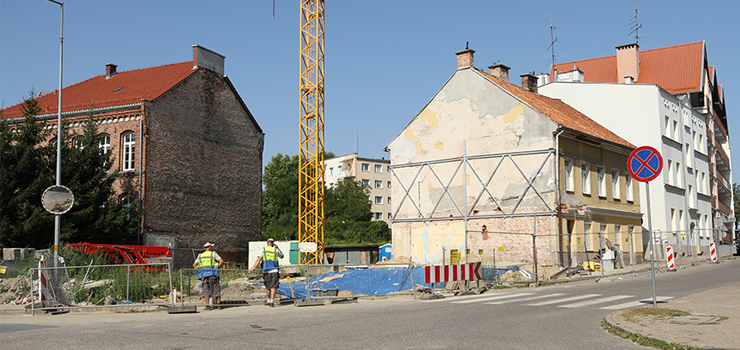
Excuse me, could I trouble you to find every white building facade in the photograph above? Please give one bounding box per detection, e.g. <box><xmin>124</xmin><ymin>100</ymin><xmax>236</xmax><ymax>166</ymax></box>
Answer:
<box><xmin>540</xmin><ymin>80</ymin><xmax>713</xmax><ymax>255</ymax></box>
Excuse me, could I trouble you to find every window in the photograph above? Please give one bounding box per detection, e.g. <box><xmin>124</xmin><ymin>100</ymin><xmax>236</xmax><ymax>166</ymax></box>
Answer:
<box><xmin>329</xmin><ymin>167</ymin><xmax>333</xmax><ymax>176</ymax></box>
<box><xmin>600</xmin><ymin>224</ymin><xmax>607</xmax><ymax>247</ymax></box>
<box><xmin>564</xmin><ymin>159</ymin><xmax>574</xmax><ymax>192</ymax></box>
<box><xmin>375</xmin><ymin>196</ymin><xmax>383</xmax><ymax>204</ymax></box>
<box><xmin>387</xmin><ymin>213</ymin><xmax>392</xmax><ymax>220</ymax></box>
<box><xmin>673</xmin><ymin>120</ymin><xmax>678</xmax><ymax>140</ymax></box>
<box><xmin>387</xmin><ymin>197</ymin><xmax>392</xmax><ymax>204</ymax></box>
<box><xmin>581</xmin><ymin>162</ymin><xmax>591</xmax><ymax>195</ymax></box>
<box><xmin>611</xmin><ymin>169</ymin><xmax>620</xmax><ymax>200</ymax></box>
<box><xmin>701</xmin><ymin>172</ymin><xmax>706</xmax><ymax>194</ymax></box>
<box><xmin>387</xmin><ymin>181</ymin><xmax>391</xmax><ymax>188</ymax></box>
<box><xmin>362</xmin><ymin>179</ymin><xmax>370</xmax><ymax>187</ymax></box>
<box><xmin>679</xmin><ymin>209</ymin><xmax>685</xmax><ymax>233</ymax></box>
<box><xmin>375</xmin><ymin>213</ymin><xmax>383</xmax><ymax>220</ymax></box>
<box><xmin>596</xmin><ymin>166</ymin><xmax>606</xmax><ymax>198</ymax></box>
<box><xmin>667</xmin><ymin>160</ymin><xmax>674</xmax><ymax>185</ymax></box>
<box><xmin>614</xmin><ymin>224</ymin><xmax>622</xmax><ymax>244</ymax></box>
<box><xmin>688</xmin><ymin>185</ymin><xmax>695</xmax><ymax>208</ymax></box>
<box><xmin>584</xmin><ymin>222</ymin><xmax>592</xmax><ymax>251</ymax></box>
<box><xmin>75</xmin><ymin>136</ymin><xmax>85</xmax><ymax>149</ymax></box>
<box><xmin>375</xmin><ymin>164</ymin><xmax>382</xmax><ymax>173</ymax></box>
<box><xmin>625</xmin><ymin>173</ymin><xmax>634</xmax><ymax>202</ymax></box>
<box><xmin>362</xmin><ymin>163</ymin><xmax>369</xmax><ymax>172</ymax></box>
<box><xmin>375</xmin><ymin>180</ymin><xmax>382</xmax><ymax>189</ymax></box>
<box><xmin>338</xmin><ymin>165</ymin><xmax>343</xmax><ymax>175</ymax></box>
<box><xmin>675</xmin><ymin>162</ymin><xmax>682</xmax><ymax>187</ymax></box>
<box><xmin>99</xmin><ymin>134</ymin><xmax>110</xmax><ymax>154</ymax></box>
<box><xmin>670</xmin><ymin>208</ymin><xmax>676</xmax><ymax>232</ymax></box>
<box><xmin>693</xmin><ymin>131</ymin><xmax>698</xmax><ymax>150</ymax></box>
<box><xmin>346</xmin><ymin>163</ymin><xmax>351</xmax><ymax>172</ymax></box>
<box><xmin>122</xmin><ymin>132</ymin><xmax>136</xmax><ymax>171</ymax></box>
<box><xmin>387</xmin><ymin>166</ymin><xmax>391</xmax><ymax>173</ymax></box>
<box><xmin>665</xmin><ymin>116</ymin><xmax>670</xmax><ymax>136</ymax></box>
<box><xmin>685</xmin><ymin>143</ymin><xmax>692</xmax><ymax>168</ymax></box>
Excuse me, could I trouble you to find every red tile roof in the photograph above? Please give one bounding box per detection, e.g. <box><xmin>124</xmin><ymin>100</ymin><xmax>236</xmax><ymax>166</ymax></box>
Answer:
<box><xmin>2</xmin><ymin>61</ymin><xmax>196</xmax><ymax>119</ymax></box>
<box><xmin>551</xmin><ymin>41</ymin><xmax>704</xmax><ymax>94</ymax></box>
<box><xmin>478</xmin><ymin>70</ymin><xmax>635</xmax><ymax>149</ymax></box>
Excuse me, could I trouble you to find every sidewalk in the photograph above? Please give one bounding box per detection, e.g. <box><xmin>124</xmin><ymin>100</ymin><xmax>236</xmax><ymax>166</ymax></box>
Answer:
<box><xmin>604</xmin><ymin>261</ymin><xmax>739</xmax><ymax>350</ymax></box>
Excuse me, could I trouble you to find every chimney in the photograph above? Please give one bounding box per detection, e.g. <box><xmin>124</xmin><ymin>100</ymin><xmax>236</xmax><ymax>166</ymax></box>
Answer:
<box><xmin>624</xmin><ymin>76</ymin><xmax>634</xmax><ymax>84</ymax></box>
<box><xmin>193</xmin><ymin>45</ymin><xmax>225</xmax><ymax>75</ymax></box>
<box><xmin>488</xmin><ymin>63</ymin><xmax>511</xmax><ymax>82</ymax></box>
<box><xmin>455</xmin><ymin>42</ymin><xmax>475</xmax><ymax>69</ymax></box>
<box><xmin>616</xmin><ymin>43</ymin><xmax>639</xmax><ymax>83</ymax></box>
<box><xmin>105</xmin><ymin>63</ymin><xmax>117</xmax><ymax>79</ymax></box>
<box><xmin>520</xmin><ymin>73</ymin><xmax>538</xmax><ymax>93</ymax></box>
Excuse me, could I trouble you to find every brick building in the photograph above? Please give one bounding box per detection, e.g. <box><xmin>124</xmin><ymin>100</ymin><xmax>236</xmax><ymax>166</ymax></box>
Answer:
<box><xmin>1</xmin><ymin>45</ymin><xmax>264</xmax><ymax>266</ymax></box>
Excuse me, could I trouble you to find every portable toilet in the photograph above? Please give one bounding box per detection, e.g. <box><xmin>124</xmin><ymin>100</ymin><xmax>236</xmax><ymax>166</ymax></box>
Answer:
<box><xmin>379</xmin><ymin>244</ymin><xmax>392</xmax><ymax>261</ymax></box>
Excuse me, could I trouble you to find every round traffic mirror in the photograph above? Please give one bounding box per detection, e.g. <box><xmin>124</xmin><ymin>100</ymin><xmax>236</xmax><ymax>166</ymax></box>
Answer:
<box><xmin>41</xmin><ymin>185</ymin><xmax>75</xmax><ymax>215</ymax></box>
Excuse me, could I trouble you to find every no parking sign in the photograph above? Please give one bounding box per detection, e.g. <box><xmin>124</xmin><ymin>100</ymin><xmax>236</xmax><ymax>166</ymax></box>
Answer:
<box><xmin>627</xmin><ymin>146</ymin><xmax>663</xmax><ymax>182</ymax></box>
<box><xmin>627</xmin><ymin>145</ymin><xmax>663</xmax><ymax>309</ymax></box>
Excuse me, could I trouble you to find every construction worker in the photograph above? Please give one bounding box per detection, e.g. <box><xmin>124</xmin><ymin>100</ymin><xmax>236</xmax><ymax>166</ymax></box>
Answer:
<box><xmin>250</xmin><ymin>238</ymin><xmax>283</xmax><ymax>307</ymax></box>
<box><xmin>193</xmin><ymin>242</ymin><xmax>224</xmax><ymax>310</ymax></box>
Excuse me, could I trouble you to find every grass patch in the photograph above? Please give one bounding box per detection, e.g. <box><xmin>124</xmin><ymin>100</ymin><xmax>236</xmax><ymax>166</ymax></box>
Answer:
<box><xmin>602</xmin><ymin>319</ymin><xmax>702</xmax><ymax>350</ymax></box>
<box><xmin>621</xmin><ymin>307</ymin><xmax>690</xmax><ymax>324</ymax></box>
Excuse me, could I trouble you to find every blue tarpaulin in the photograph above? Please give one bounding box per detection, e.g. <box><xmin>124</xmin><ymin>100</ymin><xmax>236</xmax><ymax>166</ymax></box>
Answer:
<box><xmin>277</xmin><ymin>267</ymin><xmax>431</xmax><ymax>299</ymax></box>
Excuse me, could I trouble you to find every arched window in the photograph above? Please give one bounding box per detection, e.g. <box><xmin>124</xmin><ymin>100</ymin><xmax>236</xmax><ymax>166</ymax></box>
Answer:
<box><xmin>122</xmin><ymin>132</ymin><xmax>135</xmax><ymax>171</ymax></box>
<box><xmin>99</xmin><ymin>133</ymin><xmax>111</xmax><ymax>154</ymax></box>
<box><xmin>75</xmin><ymin>136</ymin><xmax>85</xmax><ymax>149</ymax></box>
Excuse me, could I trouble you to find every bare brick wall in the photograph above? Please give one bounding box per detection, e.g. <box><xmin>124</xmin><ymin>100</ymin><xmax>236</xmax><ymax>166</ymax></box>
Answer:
<box><xmin>143</xmin><ymin>68</ymin><xmax>264</xmax><ymax>267</ymax></box>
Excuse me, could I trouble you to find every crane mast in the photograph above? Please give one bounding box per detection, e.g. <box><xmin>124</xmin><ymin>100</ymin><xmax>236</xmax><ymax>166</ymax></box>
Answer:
<box><xmin>298</xmin><ymin>0</ymin><xmax>325</xmax><ymax>264</ymax></box>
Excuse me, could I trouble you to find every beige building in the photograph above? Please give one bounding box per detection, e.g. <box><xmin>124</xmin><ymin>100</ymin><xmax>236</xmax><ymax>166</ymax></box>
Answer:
<box><xmin>325</xmin><ymin>153</ymin><xmax>392</xmax><ymax>225</ymax></box>
<box><xmin>385</xmin><ymin>47</ymin><xmax>642</xmax><ymax>268</ymax></box>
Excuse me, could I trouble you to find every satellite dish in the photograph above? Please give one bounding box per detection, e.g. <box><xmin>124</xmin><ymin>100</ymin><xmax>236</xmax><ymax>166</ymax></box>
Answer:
<box><xmin>41</xmin><ymin>185</ymin><xmax>75</xmax><ymax>215</ymax></box>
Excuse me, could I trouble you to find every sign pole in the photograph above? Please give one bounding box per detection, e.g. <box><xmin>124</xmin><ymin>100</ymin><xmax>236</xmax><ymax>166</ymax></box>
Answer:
<box><xmin>627</xmin><ymin>146</ymin><xmax>663</xmax><ymax>310</ymax></box>
<box><xmin>646</xmin><ymin>183</ymin><xmax>657</xmax><ymax>309</ymax></box>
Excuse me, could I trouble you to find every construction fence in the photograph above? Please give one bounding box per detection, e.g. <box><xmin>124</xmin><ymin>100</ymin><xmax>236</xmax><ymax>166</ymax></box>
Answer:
<box><xmin>27</xmin><ymin>261</ymin><xmax>172</xmax><ymax>315</ymax></box>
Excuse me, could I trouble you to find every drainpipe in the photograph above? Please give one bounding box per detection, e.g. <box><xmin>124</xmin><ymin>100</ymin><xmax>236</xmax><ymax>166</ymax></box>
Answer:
<box><xmin>463</xmin><ymin>140</ymin><xmax>469</xmax><ymax>292</ymax></box>
<box><xmin>138</xmin><ymin>103</ymin><xmax>144</xmax><ymax>245</ymax></box>
<box><xmin>555</xmin><ymin>128</ymin><xmax>565</xmax><ymax>265</ymax></box>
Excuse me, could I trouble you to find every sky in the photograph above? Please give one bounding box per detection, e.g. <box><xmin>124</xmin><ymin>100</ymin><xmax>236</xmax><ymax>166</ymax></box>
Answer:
<box><xmin>2</xmin><ymin>0</ymin><xmax>739</xmax><ymax>182</ymax></box>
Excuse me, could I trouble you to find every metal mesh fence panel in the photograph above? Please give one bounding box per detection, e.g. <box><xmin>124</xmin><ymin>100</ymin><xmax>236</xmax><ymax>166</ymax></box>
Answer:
<box><xmin>30</xmin><ymin>263</ymin><xmax>172</xmax><ymax>313</ymax></box>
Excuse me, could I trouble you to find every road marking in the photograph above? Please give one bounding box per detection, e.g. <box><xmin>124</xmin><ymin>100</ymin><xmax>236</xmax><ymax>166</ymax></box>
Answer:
<box><xmin>484</xmin><ymin>293</ymin><xmax>566</xmax><ymax>305</ymax></box>
<box><xmin>421</xmin><ymin>293</ymin><xmax>504</xmax><ymax>303</ymax></box>
<box><xmin>599</xmin><ymin>296</ymin><xmax>674</xmax><ymax>310</ymax></box>
<box><xmin>558</xmin><ymin>295</ymin><xmax>634</xmax><ymax>308</ymax></box>
<box><xmin>451</xmin><ymin>293</ymin><xmax>535</xmax><ymax>304</ymax></box>
<box><xmin>526</xmin><ymin>294</ymin><xmax>602</xmax><ymax>306</ymax></box>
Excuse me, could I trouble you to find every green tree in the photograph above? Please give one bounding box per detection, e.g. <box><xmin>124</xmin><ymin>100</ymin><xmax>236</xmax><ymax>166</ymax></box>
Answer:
<box><xmin>1</xmin><ymin>95</ymin><xmax>140</xmax><ymax>248</ymax></box>
<box><xmin>0</xmin><ymin>93</ymin><xmax>55</xmax><ymax>247</ymax></box>
<box><xmin>324</xmin><ymin>176</ymin><xmax>372</xmax><ymax>222</ymax></box>
<box><xmin>262</xmin><ymin>153</ymin><xmax>300</xmax><ymax>240</ymax></box>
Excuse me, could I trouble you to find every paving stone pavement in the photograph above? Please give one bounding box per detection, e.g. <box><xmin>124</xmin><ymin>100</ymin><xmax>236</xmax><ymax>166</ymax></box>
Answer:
<box><xmin>604</xmin><ymin>283</ymin><xmax>740</xmax><ymax>350</ymax></box>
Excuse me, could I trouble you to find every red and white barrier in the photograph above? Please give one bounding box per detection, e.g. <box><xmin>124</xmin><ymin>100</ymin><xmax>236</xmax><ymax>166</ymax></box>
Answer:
<box><xmin>424</xmin><ymin>262</ymin><xmax>482</xmax><ymax>284</ymax></box>
<box><xmin>38</xmin><ymin>258</ymin><xmax>53</xmax><ymax>302</ymax></box>
<box><xmin>709</xmin><ymin>242</ymin><xmax>718</xmax><ymax>262</ymax></box>
<box><xmin>665</xmin><ymin>246</ymin><xmax>675</xmax><ymax>271</ymax></box>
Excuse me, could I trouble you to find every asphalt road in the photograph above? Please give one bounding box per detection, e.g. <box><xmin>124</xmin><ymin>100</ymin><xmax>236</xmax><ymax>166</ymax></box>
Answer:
<box><xmin>2</xmin><ymin>259</ymin><xmax>738</xmax><ymax>350</ymax></box>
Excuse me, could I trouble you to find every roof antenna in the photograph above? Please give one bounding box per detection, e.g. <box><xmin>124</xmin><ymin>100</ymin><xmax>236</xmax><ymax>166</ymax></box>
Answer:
<box><xmin>543</xmin><ymin>15</ymin><xmax>564</xmax><ymax>72</ymax></box>
<box><xmin>465</xmin><ymin>41</ymin><xmax>469</xmax><ymax>50</ymax></box>
<box><xmin>628</xmin><ymin>7</ymin><xmax>643</xmax><ymax>44</ymax></box>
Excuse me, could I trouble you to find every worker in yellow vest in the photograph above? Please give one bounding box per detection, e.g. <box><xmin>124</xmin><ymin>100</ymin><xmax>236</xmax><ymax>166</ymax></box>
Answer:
<box><xmin>193</xmin><ymin>242</ymin><xmax>224</xmax><ymax>310</ymax></box>
<box><xmin>250</xmin><ymin>238</ymin><xmax>283</xmax><ymax>307</ymax></box>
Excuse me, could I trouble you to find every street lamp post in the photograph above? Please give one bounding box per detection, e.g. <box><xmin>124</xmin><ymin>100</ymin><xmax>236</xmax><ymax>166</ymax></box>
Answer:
<box><xmin>48</xmin><ymin>0</ymin><xmax>64</xmax><ymax>268</ymax></box>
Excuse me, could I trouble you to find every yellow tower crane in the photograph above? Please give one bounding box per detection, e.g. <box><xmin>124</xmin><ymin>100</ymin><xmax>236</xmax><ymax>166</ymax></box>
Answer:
<box><xmin>298</xmin><ymin>0</ymin><xmax>325</xmax><ymax>264</ymax></box>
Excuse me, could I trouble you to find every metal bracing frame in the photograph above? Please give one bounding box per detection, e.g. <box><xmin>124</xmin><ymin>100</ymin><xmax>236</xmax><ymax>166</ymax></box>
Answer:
<box><xmin>390</xmin><ymin>149</ymin><xmax>556</xmax><ymax>222</ymax></box>
<box><xmin>298</xmin><ymin>0</ymin><xmax>325</xmax><ymax>264</ymax></box>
